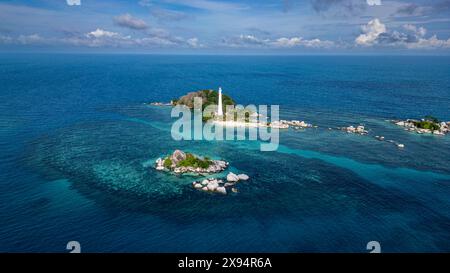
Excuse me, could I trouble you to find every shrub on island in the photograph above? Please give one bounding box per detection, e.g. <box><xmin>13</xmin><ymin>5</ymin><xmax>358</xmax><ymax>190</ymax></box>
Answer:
<box><xmin>178</xmin><ymin>153</ymin><xmax>212</xmax><ymax>169</ymax></box>
<box><xmin>413</xmin><ymin>120</ymin><xmax>440</xmax><ymax>131</ymax></box>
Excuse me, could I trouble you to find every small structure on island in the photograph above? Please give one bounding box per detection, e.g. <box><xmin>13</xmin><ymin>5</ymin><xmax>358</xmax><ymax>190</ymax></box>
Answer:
<box><xmin>217</xmin><ymin>87</ymin><xmax>224</xmax><ymax>116</ymax></box>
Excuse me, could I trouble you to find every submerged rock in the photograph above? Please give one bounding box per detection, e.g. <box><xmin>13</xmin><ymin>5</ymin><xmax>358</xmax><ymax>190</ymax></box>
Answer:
<box><xmin>238</xmin><ymin>174</ymin><xmax>249</xmax><ymax>181</ymax></box>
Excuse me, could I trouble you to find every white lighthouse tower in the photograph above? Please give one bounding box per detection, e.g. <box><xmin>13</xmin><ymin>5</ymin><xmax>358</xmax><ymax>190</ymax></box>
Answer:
<box><xmin>217</xmin><ymin>87</ymin><xmax>223</xmax><ymax>116</ymax></box>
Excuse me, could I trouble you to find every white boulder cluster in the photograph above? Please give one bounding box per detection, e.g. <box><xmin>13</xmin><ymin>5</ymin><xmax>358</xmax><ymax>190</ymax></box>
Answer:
<box><xmin>192</xmin><ymin>178</ymin><xmax>227</xmax><ymax>194</ymax></box>
<box><xmin>393</xmin><ymin>119</ymin><xmax>449</xmax><ymax>136</ymax></box>
<box><xmin>155</xmin><ymin>150</ymin><xmax>229</xmax><ymax>174</ymax></box>
<box><xmin>270</xmin><ymin>120</ymin><xmax>313</xmax><ymax>129</ymax></box>
<box><xmin>342</xmin><ymin>125</ymin><xmax>368</xmax><ymax>135</ymax></box>
<box><xmin>192</xmin><ymin>172</ymin><xmax>250</xmax><ymax>195</ymax></box>
<box><xmin>269</xmin><ymin>121</ymin><xmax>289</xmax><ymax>129</ymax></box>
<box><xmin>226</xmin><ymin>172</ymin><xmax>249</xmax><ymax>182</ymax></box>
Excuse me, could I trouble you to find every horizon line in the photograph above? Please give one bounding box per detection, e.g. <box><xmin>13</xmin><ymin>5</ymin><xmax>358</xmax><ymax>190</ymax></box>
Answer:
<box><xmin>2</xmin><ymin>51</ymin><xmax>450</xmax><ymax>57</ymax></box>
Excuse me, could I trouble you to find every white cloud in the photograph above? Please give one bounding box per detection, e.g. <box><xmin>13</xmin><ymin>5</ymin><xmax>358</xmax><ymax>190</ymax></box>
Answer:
<box><xmin>66</xmin><ymin>0</ymin><xmax>81</xmax><ymax>6</ymax></box>
<box><xmin>366</xmin><ymin>0</ymin><xmax>381</xmax><ymax>6</ymax></box>
<box><xmin>407</xmin><ymin>35</ymin><xmax>450</xmax><ymax>49</ymax></box>
<box><xmin>355</xmin><ymin>19</ymin><xmax>450</xmax><ymax>49</ymax></box>
<box><xmin>114</xmin><ymin>14</ymin><xmax>148</xmax><ymax>30</ymax></box>
<box><xmin>87</xmin><ymin>29</ymin><xmax>121</xmax><ymax>39</ymax></box>
<box><xmin>17</xmin><ymin>34</ymin><xmax>44</xmax><ymax>45</ymax></box>
<box><xmin>187</xmin><ymin>37</ymin><xmax>203</xmax><ymax>48</ymax></box>
<box><xmin>223</xmin><ymin>34</ymin><xmax>334</xmax><ymax>49</ymax></box>
<box><xmin>239</xmin><ymin>35</ymin><xmax>268</xmax><ymax>45</ymax></box>
<box><xmin>272</xmin><ymin>37</ymin><xmax>303</xmax><ymax>47</ymax></box>
<box><xmin>355</xmin><ymin>18</ymin><xmax>386</xmax><ymax>46</ymax></box>
<box><xmin>403</xmin><ymin>24</ymin><xmax>426</xmax><ymax>37</ymax></box>
<box><xmin>135</xmin><ymin>37</ymin><xmax>177</xmax><ymax>46</ymax></box>
<box><xmin>272</xmin><ymin>37</ymin><xmax>334</xmax><ymax>48</ymax></box>
<box><xmin>0</xmin><ymin>35</ymin><xmax>13</xmax><ymax>44</ymax></box>
<box><xmin>76</xmin><ymin>28</ymin><xmax>195</xmax><ymax>48</ymax></box>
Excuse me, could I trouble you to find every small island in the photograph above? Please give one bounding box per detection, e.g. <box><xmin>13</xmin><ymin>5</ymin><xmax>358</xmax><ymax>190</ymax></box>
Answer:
<box><xmin>154</xmin><ymin>150</ymin><xmax>251</xmax><ymax>195</ymax></box>
<box><xmin>392</xmin><ymin>116</ymin><xmax>449</xmax><ymax>135</ymax></box>
<box><xmin>172</xmin><ymin>88</ymin><xmax>250</xmax><ymax>123</ymax></box>
<box><xmin>155</xmin><ymin>150</ymin><xmax>228</xmax><ymax>175</ymax></box>
<box><xmin>151</xmin><ymin>88</ymin><xmax>316</xmax><ymax>131</ymax></box>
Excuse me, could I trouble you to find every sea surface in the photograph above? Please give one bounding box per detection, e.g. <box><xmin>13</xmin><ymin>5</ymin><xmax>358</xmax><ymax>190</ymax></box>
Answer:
<box><xmin>0</xmin><ymin>54</ymin><xmax>449</xmax><ymax>252</ymax></box>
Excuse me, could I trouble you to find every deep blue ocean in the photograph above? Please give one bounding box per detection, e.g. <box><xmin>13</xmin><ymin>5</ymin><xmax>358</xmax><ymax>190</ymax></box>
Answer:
<box><xmin>0</xmin><ymin>54</ymin><xmax>449</xmax><ymax>252</ymax></box>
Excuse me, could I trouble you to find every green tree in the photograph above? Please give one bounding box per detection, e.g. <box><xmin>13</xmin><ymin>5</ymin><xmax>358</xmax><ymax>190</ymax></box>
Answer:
<box><xmin>163</xmin><ymin>158</ymin><xmax>172</xmax><ymax>168</ymax></box>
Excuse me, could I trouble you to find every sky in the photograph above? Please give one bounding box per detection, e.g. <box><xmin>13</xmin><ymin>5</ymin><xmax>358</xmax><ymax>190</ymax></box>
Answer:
<box><xmin>0</xmin><ymin>0</ymin><xmax>449</xmax><ymax>54</ymax></box>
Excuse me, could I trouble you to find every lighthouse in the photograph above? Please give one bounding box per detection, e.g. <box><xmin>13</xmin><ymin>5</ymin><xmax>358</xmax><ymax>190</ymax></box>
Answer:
<box><xmin>217</xmin><ymin>87</ymin><xmax>223</xmax><ymax>116</ymax></box>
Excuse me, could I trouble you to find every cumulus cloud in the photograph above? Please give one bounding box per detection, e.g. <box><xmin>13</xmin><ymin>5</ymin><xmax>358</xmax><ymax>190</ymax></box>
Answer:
<box><xmin>17</xmin><ymin>34</ymin><xmax>45</xmax><ymax>45</ymax></box>
<box><xmin>403</xmin><ymin>24</ymin><xmax>426</xmax><ymax>37</ymax></box>
<box><xmin>222</xmin><ymin>34</ymin><xmax>334</xmax><ymax>49</ymax></box>
<box><xmin>0</xmin><ymin>35</ymin><xmax>13</xmax><ymax>44</ymax></box>
<box><xmin>114</xmin><ymin>14</ymin><xmax>148</xmax><ymax>30</ymax></box>
<box><xmin>135</xmin><ymin>37</ymin><xmax>177</xmax><ymax>46</ymax></box>
<box><xmin>75</xmin><ymin>29</ymin><xmax>132</xmax><ymax>47</ymax></box>
<box><xmin>0</xmin><ymin>28</ymin><xmax>181</xmax><ymax>48</ymax></box>
<box><xmin>187</xmin><ymin>37</ymin><xmax>203</xmax><ymax>48</ymax></box>
<box><xmin>63</xmin><ymin>28</ymin><xmax>199</xmax><ymax>48</ymax></box>
<box><xmin>66</xmin><ymin>0</ymin><xmax>81</xmax><ymax>6</ymax></box>
<box><xmin>355</xmin><ymin>18</ymin><xmax>386</xmax><ymax>46</ymax></box>
<box><xmin>87</xmin><ymin>29</ymin><xmax>121</xmax><ymax>39</ymax></box>
<box><xmin>272</xmin><ymin>37</ymin><xmax>334</xmax><ymax>48</ymax></box>
<box><xmin>81</xmin><ymin>28</ymin><xmax>191</xmax><ymax>47</ymax></box>
<box><xmin>0</xmin><ymin>34</ymin><xmax>49</xmax><ymax>46</ymax></box>
<box><xmin>355</xmin><ymin>19</ymin><xmax>450</xmax><ymax>49</ymax></box>
<box><xmin>238</xmin><ymin>35</ymin><xmax>269</xmax><ymax>45</ymax></box>
<box><xmin>408</xmin><ymin>35</ymin><xmax>450</xmax><ymax>49</ymax></box>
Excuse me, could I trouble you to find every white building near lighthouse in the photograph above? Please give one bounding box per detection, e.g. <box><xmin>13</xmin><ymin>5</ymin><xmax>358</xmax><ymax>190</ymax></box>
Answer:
<box><xmin>217</xmin><ymin>87</ymin><xmax>223</xmax><ymax>116</ymax></box>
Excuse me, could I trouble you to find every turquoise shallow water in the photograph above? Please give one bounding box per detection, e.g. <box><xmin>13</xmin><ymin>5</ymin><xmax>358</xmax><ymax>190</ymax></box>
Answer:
<box><xmin>0</xmin><ymin>54</ymin><xmax>449</xmax><ymax>252</ymax></box>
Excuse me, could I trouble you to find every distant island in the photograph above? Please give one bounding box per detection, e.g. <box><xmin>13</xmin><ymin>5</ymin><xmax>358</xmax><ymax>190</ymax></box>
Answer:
<box><xmin>392</xmin><ymin>116</ymin><xmax>449</xmax><ymax>136</ymax></box>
